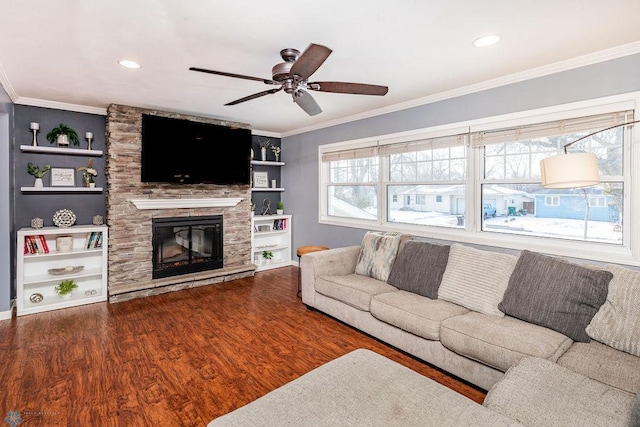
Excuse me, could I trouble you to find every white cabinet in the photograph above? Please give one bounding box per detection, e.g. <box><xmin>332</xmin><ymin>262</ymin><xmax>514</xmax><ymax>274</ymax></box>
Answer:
<box><xmin>16</xmin><ymin>225</ymin><xmax>108</xmax><ymax>316</ymax></box>
<box><xmin>251</xmin><ymin>215</ymin><xmax>292</xmax><ymax>271</ymax></box>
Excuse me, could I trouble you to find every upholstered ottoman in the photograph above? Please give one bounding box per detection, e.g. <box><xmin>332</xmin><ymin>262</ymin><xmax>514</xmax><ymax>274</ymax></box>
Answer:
<box><xmin>208</xmin><ymin>349</ymin><xmax>518</xmax><ymax>426</ymax></box>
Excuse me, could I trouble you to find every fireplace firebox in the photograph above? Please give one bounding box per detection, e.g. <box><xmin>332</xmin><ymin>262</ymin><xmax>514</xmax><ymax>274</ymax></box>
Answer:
<box><xmin>152</xmin><ymin>215</ymin><xmax>223</xmax><ymax>279</ymax></box>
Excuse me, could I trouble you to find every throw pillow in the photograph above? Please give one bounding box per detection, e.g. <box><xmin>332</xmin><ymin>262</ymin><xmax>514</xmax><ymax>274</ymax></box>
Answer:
<box><xmin>354</xmin><ymin>231</ymin><xmax>403</xmax><ymax>282</ymax></box>
<box><xmin>386</xmin><ymin>241</ymin><xmax>450</xmax><ymax>299</ymax></box>
<box><xmin>498</xmin><ymin>250</ymin><xmax>612</xmax><ymax>342</ymax></box>
<box><xmin>586</xmin><ymin>264</ymin><xmax>640</xmax><ymax>356</ymax></box>
<box><xmin>438</xmin><ymin>244</ymin><xmax>517</xmax><ymax>317</ymax></box>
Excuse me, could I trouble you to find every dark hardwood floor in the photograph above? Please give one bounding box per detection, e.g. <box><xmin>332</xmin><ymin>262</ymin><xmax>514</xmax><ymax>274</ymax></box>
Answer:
<box><xmin>0</xmin><ymin>267</ymin><xmax>485</xmax><ymax>426</ymax></box>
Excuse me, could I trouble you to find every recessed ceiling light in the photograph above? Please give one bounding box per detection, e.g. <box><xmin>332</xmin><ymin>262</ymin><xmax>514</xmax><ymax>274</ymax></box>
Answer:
<box><xmin>473</xmin><ymin>34</ymin><xmax>500</xmax><ymax>48</ymax></box>
<box><xmin>118</xmin><ymin>60</ymin><xmax>141</xmax><ymax>69</ymax></box>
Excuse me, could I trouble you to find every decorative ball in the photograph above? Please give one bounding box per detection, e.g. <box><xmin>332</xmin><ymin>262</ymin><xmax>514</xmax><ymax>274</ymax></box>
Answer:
<box><xmin>31</xmin><ymin>217</ymin><xmax>44</xmax><ymax>229</ymax></box>
<box><xmin>52</xmin><ymin>209</ymin><xmax>77</xmax><ymax>228</ymax></box>
<box><xmin>92</xmin><ymin>215</ymin><xmax>104</xmax><ymax>226</ymax></box>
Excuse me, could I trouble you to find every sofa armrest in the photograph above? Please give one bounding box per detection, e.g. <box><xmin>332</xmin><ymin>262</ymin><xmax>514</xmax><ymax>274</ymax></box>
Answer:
<box><xmin>301</xmin><ymin>246</ymin><xmax>360</xmax><ymax>306</ymax></box>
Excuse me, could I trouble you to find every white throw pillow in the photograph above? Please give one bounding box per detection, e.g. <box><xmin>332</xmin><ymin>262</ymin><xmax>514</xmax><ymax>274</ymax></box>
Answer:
<box><xmin>354</xmin><ymin>231</ymin><xmax>402</xmax><ymax>282</ymax></box>
<box><xmin>438</xmin><ymin>243</ymin><xmax>517</xmax><ymax>317</ymax></box>
<box><xmin>586</xmin><ymin>264</ymin><xmax>640</xmax><ymax>356</ymax></box>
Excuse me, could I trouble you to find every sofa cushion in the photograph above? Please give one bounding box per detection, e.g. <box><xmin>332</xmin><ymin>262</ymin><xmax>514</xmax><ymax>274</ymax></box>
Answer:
<box><xmin>440</xmin><ymin>311</ymin><xmax>573</xmax><ymax>372</ymax></box>
<box><xmin>498</xmin><ymin>250</ymin><xmax>612</xmax><ymax>342</ymax></box>
<box><xmin>438</xmin><ymin>244</ymin><xmax>517</xmax><ymax>317</ymax></box>
<box><xmin>370</xmin><ymin>291</ymin><xmax>469</xmax><ymax>341</ymax></box>
<box><xmin>315</xmin><ymin>274</ymin><xmax>398</xmax><ymax>311</ymax></box>
<box><xmin>354</xmin><ymin>231</ymin><xmax>403</xmax><ymax>282</ymax></box>
<box><xmin>386</xmin><ymin>241</ymin><xmax>450</xmax><ymax>299</ymax></box>
<box><xmin>586</xmin><ymin>264</ymin><xmax>640</xmax><ymax>357</ymax></box>
<box><xmin>556</xmin><ymin>340</ymin><xmax>640</xmax><ymax>394</ymax></box>
<box><xmin>484</xmin><ymin>356</ymin><xmax>635</xmax><ymax>427</ymax></box>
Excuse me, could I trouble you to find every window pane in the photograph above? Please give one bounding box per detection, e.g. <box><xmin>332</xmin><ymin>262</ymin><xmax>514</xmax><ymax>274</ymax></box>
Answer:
<box><xmin>327</xmin><ymin>185</ymin><xmax>377</xmax><ymax>220</ymax></box>
<box><xmin>329</xmin><ymin>158</ymin><xmax>378</xmax><ymax>184</ymax></box>
<box><xmin>481</xmin><ymin>183</ymin><xmax>623</xmax><ymax>245</ymax></box>
<box><xmin>388</xmin><ymin>185</ymin><xmax>465</xmax><ymax>228</ymax></box>
<box><xmin>390</xmin><ymin>147</ymin><xmax>466</xmax><ymax>183</ymax></box>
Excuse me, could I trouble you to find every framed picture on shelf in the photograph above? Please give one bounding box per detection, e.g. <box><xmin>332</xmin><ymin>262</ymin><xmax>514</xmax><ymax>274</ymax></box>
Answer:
<box><xmin>253</xmin><ymin>171</ymin><xmax>269</xmax><ymax>188</ymax></box>
<box><xmin>50</xmin><ymin>168</ymin><xmax>75</xmax><ymax>187</ymax></box>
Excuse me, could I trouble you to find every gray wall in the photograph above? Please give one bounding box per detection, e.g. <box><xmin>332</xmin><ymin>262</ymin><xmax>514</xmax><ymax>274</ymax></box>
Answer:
<box><xmin>0</xmin><ymin>85</ymin><xmax>13</xmax><ymax>313</ymax></box>
<box><xmin>282</xmin><ymin>53</ymin><xmax>640</xmax><ymax>255</ymax></box>
<box><xmin>251</xmin><ymin>135</ymin><xmax>282</xmax><ymax>215</ymax></box>
<box><xmin>11</xmin><ymin>106</ymin><xmax>106</xmax><ymax>302</ymax></box>
<box><xmin>13</xmin><ymin>105</ymin><xmax>107</xmax><ymax>230</ymax></box>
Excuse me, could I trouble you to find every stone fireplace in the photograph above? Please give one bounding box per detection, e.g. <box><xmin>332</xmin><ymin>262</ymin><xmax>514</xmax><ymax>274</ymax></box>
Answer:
<box><xmin>106</xmin><ymin>104</ymin><xmax>255</xmax><ymax>302</ymax></box>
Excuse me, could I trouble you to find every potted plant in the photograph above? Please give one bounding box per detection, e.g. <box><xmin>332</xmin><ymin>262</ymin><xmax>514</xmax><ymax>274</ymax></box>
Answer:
<box><xmin>46</xmin><ymin>123</ymin><xmax>80</xmax><ymax>147</ymax></box>
<box><xmin>276</xmin><ymin>201</ymin><xmax>284</xmax><ymax>215</ymax></box>
<box><xmin>54</xmin><ymin>279</ymin><xmax>78</xmax><ymax>299</ymax></box>
<box><xmin>27</xmin><ymin>162</ymin><xmax>50</xmax><ymax>187</ymax></box>
<box><xmin>77</xmin><ymin>159</ymin><xmax>98</xmax><ymax>187</ymax></box>
<box><xmin>262</xmin><ymin>250</ymin><xmax>274</xmax><ymax>263</ymax></box>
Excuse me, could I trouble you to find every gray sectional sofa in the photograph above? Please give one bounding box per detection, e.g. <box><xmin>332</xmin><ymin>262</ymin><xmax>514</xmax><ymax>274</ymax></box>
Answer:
<box><xmin>300</xmin><ymin>232</ymin><xmax>640</xmax><ymax>425</ymax></box>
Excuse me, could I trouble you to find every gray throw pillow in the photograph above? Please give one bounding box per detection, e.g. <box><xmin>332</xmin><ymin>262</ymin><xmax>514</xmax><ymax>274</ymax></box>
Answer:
<box><xmin>386</xmin><ymin>241</ymin><xmax>450</xmax><ymax>299</ymax></box>
<box><xmin>354</xmin><ymin>231</ymin><xmax>403</xmax><ymax>282</ymax></box>
<box><xmin>498</xmin><ymin>250</ymin><xmax>612</xmax><ymax>342</ymax></box>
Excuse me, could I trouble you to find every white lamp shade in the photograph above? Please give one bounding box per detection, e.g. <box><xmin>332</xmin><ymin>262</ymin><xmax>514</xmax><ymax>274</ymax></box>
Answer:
<box><xmin>540</xmin><ymin>153</ymin><xmax>600</xmax><ymax>189</ymax></box>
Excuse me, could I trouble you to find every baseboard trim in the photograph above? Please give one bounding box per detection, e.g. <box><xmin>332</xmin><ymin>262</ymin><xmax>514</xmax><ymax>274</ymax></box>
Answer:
<box><xmin>0</xmin><ymin>309</ymin><xmax>12</xmax><ymax>321</ymax></box>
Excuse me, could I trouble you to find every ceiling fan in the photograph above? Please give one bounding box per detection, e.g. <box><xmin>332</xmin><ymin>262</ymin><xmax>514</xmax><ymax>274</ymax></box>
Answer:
<box><xmin>189</xmin><ymin>43</ymin><xmax>388</xmax><ymax>116</ymax></box>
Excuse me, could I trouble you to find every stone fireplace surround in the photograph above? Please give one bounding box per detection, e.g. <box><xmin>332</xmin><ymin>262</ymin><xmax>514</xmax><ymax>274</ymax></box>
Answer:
<box><xmin>106</xmin><ymin>104</ymin><xmax>255</xmax><ymax>302</ymax></box>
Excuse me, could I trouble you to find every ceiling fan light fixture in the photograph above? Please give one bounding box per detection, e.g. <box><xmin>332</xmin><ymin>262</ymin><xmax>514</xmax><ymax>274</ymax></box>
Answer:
<box><xmin>118</xmin><ymin>59</ymin><xmax>141</xmax><ymax>69</ymax></box>
<box><xmin>473</xmin><ymin>34</ymin><xmax>500</xmax><ymax>48</ymax></box>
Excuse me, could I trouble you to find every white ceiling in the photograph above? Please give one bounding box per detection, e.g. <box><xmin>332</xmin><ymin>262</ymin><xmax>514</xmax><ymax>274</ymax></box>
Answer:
<box><xmin>1</xmin><ymin>1</ymin><xmax>640</xmax><ymax>136</ymax></box>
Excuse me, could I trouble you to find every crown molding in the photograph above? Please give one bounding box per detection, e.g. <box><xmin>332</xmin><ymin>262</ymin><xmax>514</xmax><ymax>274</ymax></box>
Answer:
<box><xmin>14</xmin><ymin>97</ymin><xmax>107</xmax><ymax>115</ymax></box>
<box><xmin>251</xmin><ymin>129</ymin><xmax>282</xmax><ymax>138</ymax></box>
<box><xmin>0</xmin><ymin>61</ymin><xmax>18</xmax><ymax>102</ymax></box>
<box><xmin>282</xmin><ymin>41</ymin><xmax>640</xmax><ymax>137</ymax></box>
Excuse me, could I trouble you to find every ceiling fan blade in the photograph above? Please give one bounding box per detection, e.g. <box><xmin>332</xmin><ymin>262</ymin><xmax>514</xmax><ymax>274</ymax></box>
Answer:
<box><xmin>307</xmin><ymin>81</ymin><xmax>388</xmax><ymax>96</ymax></box>
<box><xmin>293</xmin><ymin>89</ymin><xmax>322</xmax><ymax>116</ymax></box>
<box><xmin>189</xmin><ymin>67</ymin><xmax>277</xmax><ymax>85</ymax></box>
<box><xmin>289</xmin><ymin>44</ymin><xmax>332</xmax><ymax>80</ymax></box>
<box><xmin>225</xmin><ymin>87</ymin><xmax>283</xmax><ymax>106</ymax></box>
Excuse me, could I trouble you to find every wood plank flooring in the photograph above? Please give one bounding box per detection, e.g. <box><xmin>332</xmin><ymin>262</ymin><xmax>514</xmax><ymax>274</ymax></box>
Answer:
<box><xmin>0</xmin><ymin>267</ymin><xmax>485</xmax><ymax>426</ymax></box>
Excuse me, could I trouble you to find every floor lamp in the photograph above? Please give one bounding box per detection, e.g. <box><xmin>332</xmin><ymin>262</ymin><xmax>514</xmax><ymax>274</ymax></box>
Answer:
<box><xmin>540</xmin><ymin>120</ymin><xmax>638</xmax><ymax>189</ymax></box>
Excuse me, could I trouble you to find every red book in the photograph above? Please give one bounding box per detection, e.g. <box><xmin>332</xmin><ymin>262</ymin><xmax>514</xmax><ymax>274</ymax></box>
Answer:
<box><xmin>38</xmin><ymin>235</ymin><xmax>49</xmax><ymax>253</ymax></box>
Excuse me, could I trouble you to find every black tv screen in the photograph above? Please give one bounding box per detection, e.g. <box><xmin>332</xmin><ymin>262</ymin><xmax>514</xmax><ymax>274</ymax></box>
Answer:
<box><xmin>141</xmin><ymin>114</ymin><xmax>251</xmax><ymax>185</ymax></box>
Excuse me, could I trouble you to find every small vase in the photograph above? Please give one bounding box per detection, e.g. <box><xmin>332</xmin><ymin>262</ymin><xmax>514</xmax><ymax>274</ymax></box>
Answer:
<box><xmin>275</xmin><ymin>153</ymin><xmax>280</xmax><ymax>162</ymax></box>
<box><xmin>277</xmin><ymin>209</ymin><xmax>283</xmax><ymax>215</ymax></box>
<box><xmin>82</xmin><ymin>173</ymin><xmax>94</xmax><ymax>187</ymax></box>
<box><xmin>59</xmin><ymin>293</ymin><xmax>72</xmax><ymax>300</ymax></box>
<box><xmin>34</xmin><ymin>178</ymin><xmax>43</xmax><ymax>188</ymax></box>
<box><xmin>261</xmin><ymin>147</ymin><xmax>267</xmax><ymax>161</ymax></box>
<box><xmin>57</xmin><ymin>134</ymin><xmax>69</xmax><ymax>147</ymax></box>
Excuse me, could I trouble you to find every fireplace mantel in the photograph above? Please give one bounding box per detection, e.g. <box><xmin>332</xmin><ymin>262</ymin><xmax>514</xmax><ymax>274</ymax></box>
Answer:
<box><xmin>130</xmin><ymin>198</ymin><xmax>243</xmax><ymax>210</ymax></box>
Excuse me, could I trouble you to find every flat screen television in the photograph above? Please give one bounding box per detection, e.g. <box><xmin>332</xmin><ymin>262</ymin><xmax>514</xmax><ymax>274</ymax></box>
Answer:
<box><xmin>141</xmin><ymin>114</ymin><xmax>252</xmax><ymax>185</ymax></box>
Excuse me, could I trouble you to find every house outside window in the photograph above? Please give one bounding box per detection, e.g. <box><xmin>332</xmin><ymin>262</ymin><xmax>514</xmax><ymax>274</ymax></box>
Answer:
<box><xmin>319</xmin><ymin>94</ymin><xmax>638</xmax><ymax>265</ymax></box>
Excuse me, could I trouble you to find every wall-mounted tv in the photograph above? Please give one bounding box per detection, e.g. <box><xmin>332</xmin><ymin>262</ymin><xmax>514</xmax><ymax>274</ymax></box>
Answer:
<box><xmin>141</xmin><ymin>114</ymin><xmax>251</xmax><ymax>185</ymax></box>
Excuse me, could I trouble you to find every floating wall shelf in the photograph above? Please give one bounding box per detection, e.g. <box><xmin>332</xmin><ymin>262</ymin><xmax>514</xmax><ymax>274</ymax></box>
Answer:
<box><xmin>20</xmin><ymin>145</ymin><xmax>103</xmax><ymax>156</ymax></box>
<box><xmin>21</xmin><ymin>187</ymin><xmax>104</xmax><ymax>193</ymax></box>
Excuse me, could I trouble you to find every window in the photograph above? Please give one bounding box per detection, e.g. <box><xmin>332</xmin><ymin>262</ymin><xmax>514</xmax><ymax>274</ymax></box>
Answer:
<box><xmin>383</xmin><ymin>133</ymin><xmax>468</xmax><ymax>228</ymax></box>
<box><xmin>323</xmin><ymin>147</ymin><xmax>378</xmax><ymax>221</ymax></box>
<box><xmin>319</xmin><ymin>94</ymin><xmax>638</xmax><ymax>264</ymax></box>
<box><xmin>545</xmin><ymin>196</ymin><xmax>559</xmax><ymax>206</ymax></box>
<box><xmin>475</xmin><ymin>110</ymin><xmax>629</xmax><ymax>245</ymax></box>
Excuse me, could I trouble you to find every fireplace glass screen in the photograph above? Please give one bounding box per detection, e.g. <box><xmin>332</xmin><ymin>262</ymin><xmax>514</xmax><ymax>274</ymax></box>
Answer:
<box><xmin>152</xmin><ymin>215</ymin><xmax>223</xmax><ymax>279</ymax></box>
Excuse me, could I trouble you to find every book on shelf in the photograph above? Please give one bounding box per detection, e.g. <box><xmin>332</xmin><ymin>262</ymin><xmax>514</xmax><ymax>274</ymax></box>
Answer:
<box><xmin>85</xmin><ymin>231</ymin><xmax>103</xmax><ymax>249</ymax></box>
<box><xmin>24</xmin><ymin>235</ymin><xmax>49</xmax><ymax>254</ymax></box>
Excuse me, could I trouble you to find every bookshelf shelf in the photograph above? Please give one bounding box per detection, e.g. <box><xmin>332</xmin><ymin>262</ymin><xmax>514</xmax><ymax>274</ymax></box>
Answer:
<box><xmin>17</xmin><ymin>225</ymin><xmax>108</xmax><ymax>316</ymax></box>
<box><xmin>251</xmin><ymin>215</ymin><xmax>292</xmax><ymax>272</ymax></box>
